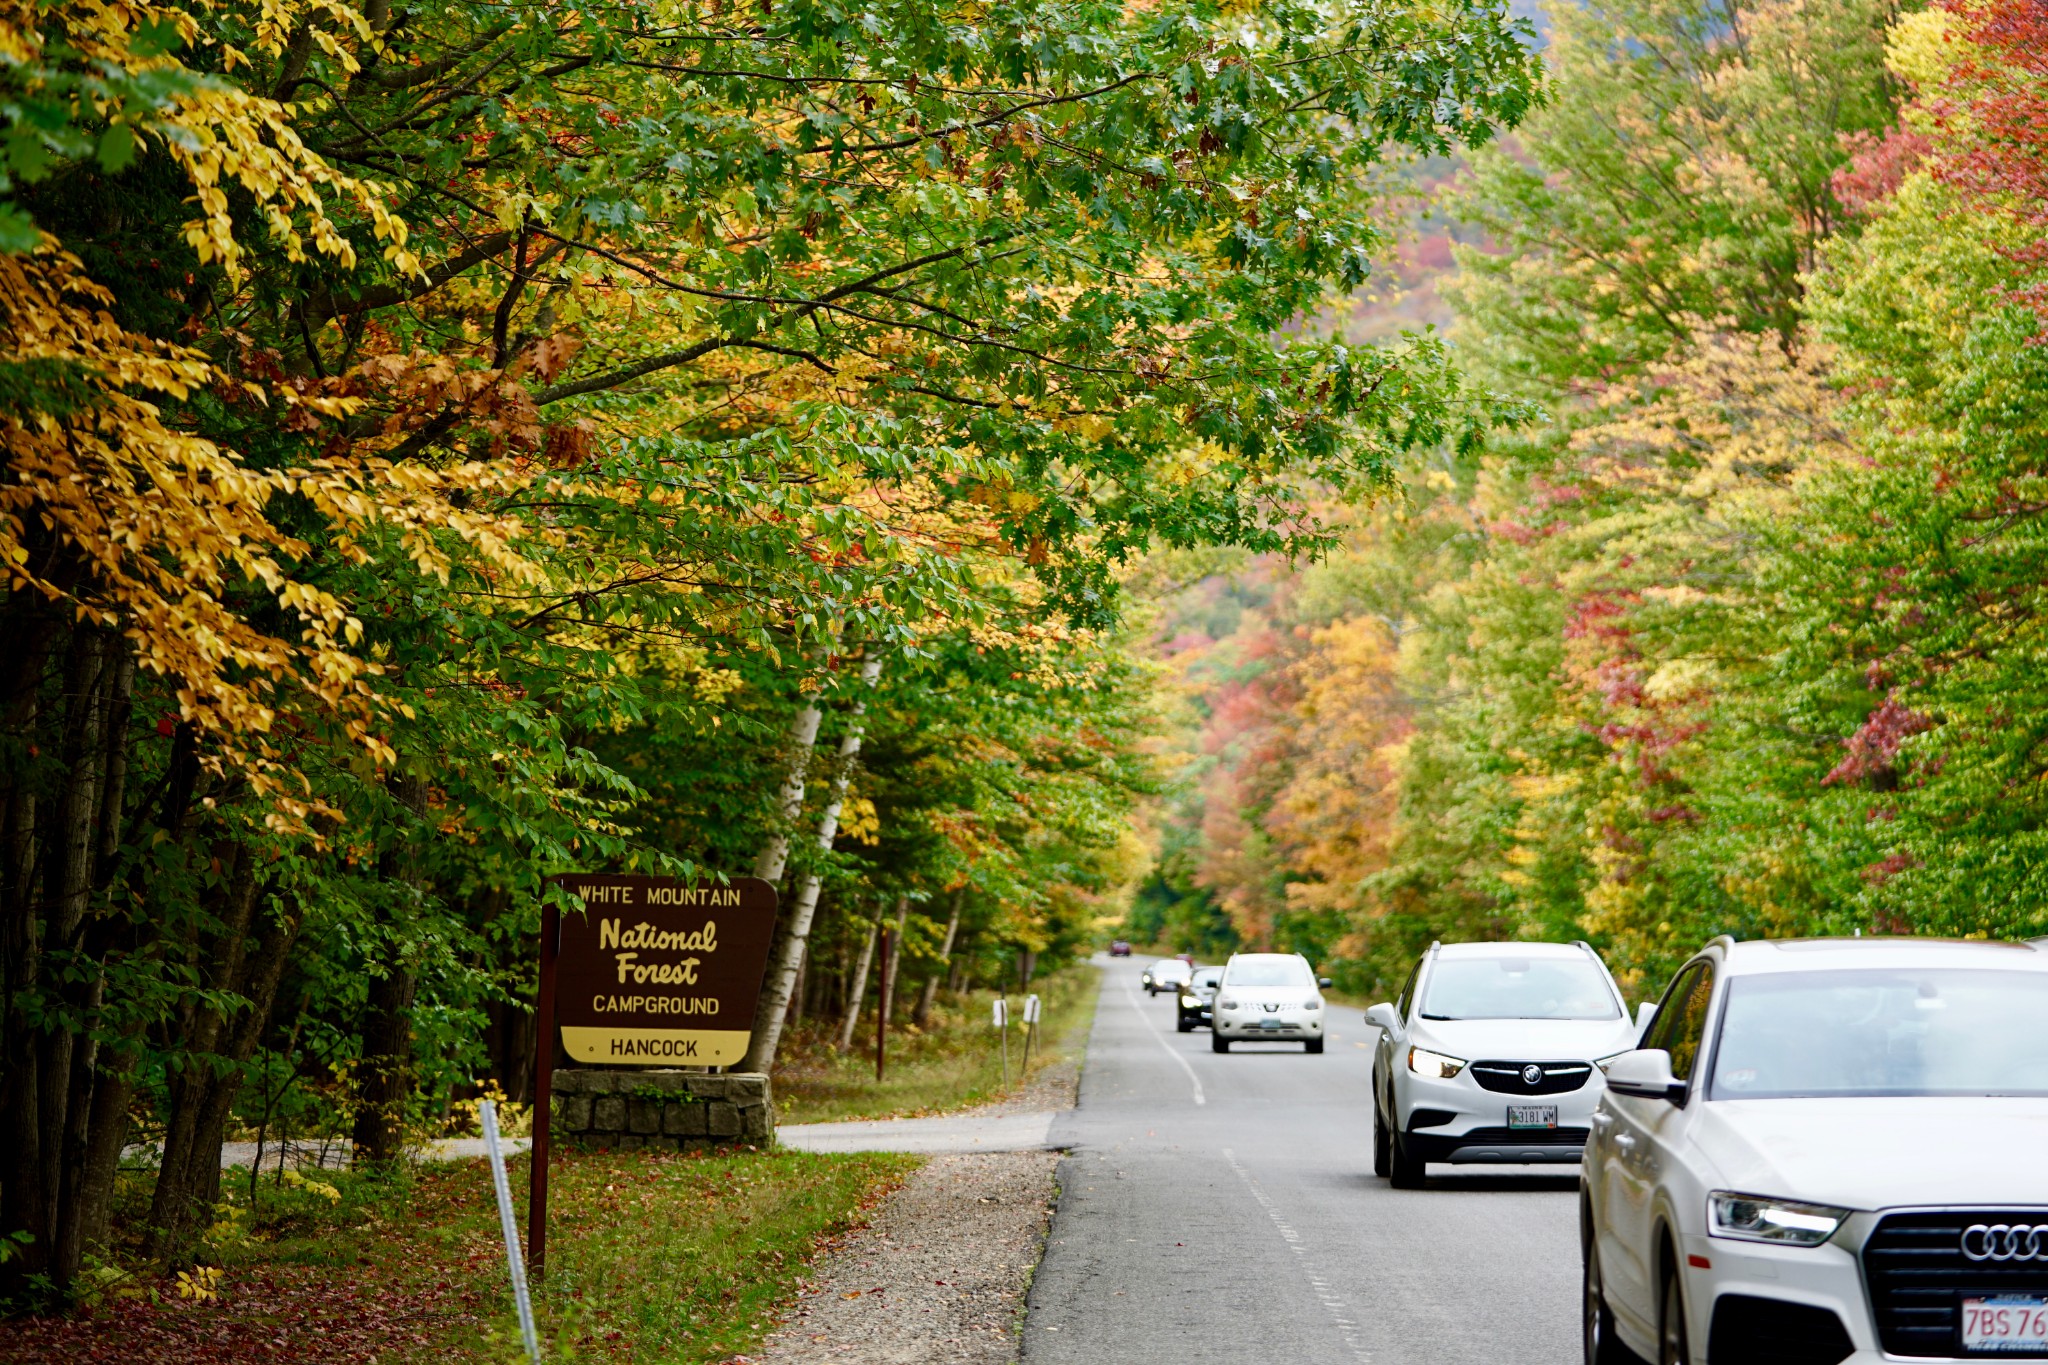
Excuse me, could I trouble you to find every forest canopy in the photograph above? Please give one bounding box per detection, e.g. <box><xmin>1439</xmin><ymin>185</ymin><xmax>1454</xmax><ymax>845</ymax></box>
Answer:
<box><xmin>0</xmin><ymin>0</ymin><xmax>1541</xmax><ymax>1300</ymax></box>
<box><xmin>1136</xmin><ymin>0</ymin><xmax>2048</xmax><ymax>1001</ymax></box>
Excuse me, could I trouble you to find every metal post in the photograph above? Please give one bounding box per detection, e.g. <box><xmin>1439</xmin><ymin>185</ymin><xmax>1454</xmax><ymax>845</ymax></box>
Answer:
<box><xmin>996</xmin><ymin>996</ymin><xmax>1009</xmax><ymax>1091</ymax></box>
<box><xmin>875</xmin><ymin>927</ymin><xmax>891</xmax><ymax>1083</ymax></box>
<box><xmin>530</xmin><ymin>897</ymin><xmax>558</xmax><ymax>1280</ymax></box>
<box><xmin>482</xmin><ymin>1100</ymin><xmax>541</xmax><ymax>1363</ymax></box>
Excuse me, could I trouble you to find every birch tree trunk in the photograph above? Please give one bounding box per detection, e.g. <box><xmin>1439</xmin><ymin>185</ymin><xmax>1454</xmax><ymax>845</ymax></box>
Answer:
<box><xmin>834</xmin><ymin>913</ymin><xmax>878</xmax><ymax>1053</ymax></box>
<box><xmin>751</xmin><ymin>697</ymin><xmax>824</xmax><ymax>884</ymax></box>
<box><xmin>741</xmin><ymin>652</ymin><xmax>883</xmax><ymax>1075</ymax></box>
<box><xmin>913</xmin><ymin>886</ymin><xmax>965</xmax><ymax>1027</ymax></box>
<box><xmin>876</xmin><ymin>894</ymin><xmax>910</xmax><ymax>1028</ymax></box>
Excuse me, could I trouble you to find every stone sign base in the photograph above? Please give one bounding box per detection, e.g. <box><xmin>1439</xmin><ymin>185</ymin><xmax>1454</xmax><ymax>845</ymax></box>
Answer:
<box><xmin>551</xmin><ymin>1069</ymin><xmax>773</xmax><ymax>1151</ymax></box>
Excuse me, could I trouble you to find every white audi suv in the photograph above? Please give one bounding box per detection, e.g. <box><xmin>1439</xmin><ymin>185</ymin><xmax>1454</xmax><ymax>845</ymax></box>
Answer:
<box><xmin>1210</xmin><ymin>953</ymin><xmax>1331</xmax><ymax>1053</ymax></box>
<box><xmin>1582</xmin><ymin>936</ymin><xmax>2048</xmax><ymax>1365</ymax></box>
<box><xmin>1368</xmin><ymin>940</ymin><xmax>1642</xmax><ymax>1187</ymax></box>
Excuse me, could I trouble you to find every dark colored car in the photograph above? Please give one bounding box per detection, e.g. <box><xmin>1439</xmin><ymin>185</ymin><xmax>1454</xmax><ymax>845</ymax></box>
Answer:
<box><xmin>1176</xmin><ymin>966</ymin><xmax>1225</xmax><ymax>1032</ymax></box>
<box><xmin>1109</xmin><ymin>940</ymin><xmax>1132</xmax><ymax>957</ymax></box>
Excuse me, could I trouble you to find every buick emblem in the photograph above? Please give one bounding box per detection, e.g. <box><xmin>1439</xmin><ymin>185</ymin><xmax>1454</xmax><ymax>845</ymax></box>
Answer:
<box><xmin>1962</xmin><ymin>1224</ymin><xmax>2048</xmax><ymax>1262</ymax></box>
<box><xmin>1522</xmin><ymin>1064</ymin><xmax>1545</xmax><ymax>1086</ymax></box>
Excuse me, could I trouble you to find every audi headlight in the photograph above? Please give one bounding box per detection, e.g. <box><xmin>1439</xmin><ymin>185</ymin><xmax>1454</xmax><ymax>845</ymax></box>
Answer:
<box><xmin>1708</xmin><ymin>1192</ymin><xmax>1850</xmax><ymax>1247</ymax></box>
<box><xmin>1180</xmin><ymin>993</ymin><xmax>1199</xmax><ymax>1007</ymax></box>
<box><xmin>1407</xmin><ymin>1046</ymin><xmax>1466</xmax><ymax>1079</ymax></box>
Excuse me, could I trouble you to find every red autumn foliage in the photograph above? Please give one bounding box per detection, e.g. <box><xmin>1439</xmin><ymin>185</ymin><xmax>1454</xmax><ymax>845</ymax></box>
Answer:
<box><xmin>1937</xmin><ymin>0</ymin><xmax>2048</xmax><ymax>324</ymax></box>
<box><xmin>1824</xmin><ymin>696</ymin><xmax>1936</xmax><ymax>786</ymax></box>
<box><xmin>1835</xmin><ymin>124</ymin><xmax>1933</xmax><ymax>217</ymax></box>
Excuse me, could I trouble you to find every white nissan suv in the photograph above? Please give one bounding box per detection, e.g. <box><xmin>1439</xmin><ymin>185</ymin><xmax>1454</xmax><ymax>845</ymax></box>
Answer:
<box><xmin>1369</xmin><ymin>940</ymin><xmax>1642</xmax><ymax>1187</ymax></box>
<box><xmin>1582</xmin><ymin>936</ymin><xmax>2048</xmax><ymax>1365</ymax></box>
<box><xmin>1210</xmin><ymin>953</ymin><xmax>1331</xmax><ymax>1053</ymax></box>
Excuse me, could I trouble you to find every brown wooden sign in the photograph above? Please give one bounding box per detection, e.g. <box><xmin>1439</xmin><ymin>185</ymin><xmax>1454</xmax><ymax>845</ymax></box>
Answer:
<box><xmin>549</xmin><ymin>875</ymin><xmax>778</xmax><ymax>1067</ymax></box>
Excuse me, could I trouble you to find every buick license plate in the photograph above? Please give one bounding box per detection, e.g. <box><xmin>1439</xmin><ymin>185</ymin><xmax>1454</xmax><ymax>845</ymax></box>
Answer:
<box><xmin>1506</xmin><ymin>1105</ymin><xmax>1558</xmax><ymax>1130</ymax></box>
<box><xmin>1962</xmin><ymin>1296</ymin><xmax>2048</xmax><ymax>1354</ymax></box>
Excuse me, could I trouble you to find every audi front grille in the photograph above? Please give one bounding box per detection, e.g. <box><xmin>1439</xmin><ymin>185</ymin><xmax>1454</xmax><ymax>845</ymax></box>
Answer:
<box><xmin>1861</xmin><ymin>1210</ymin><xmax>2048</xmax><ymax>1357</ymax></box>
<box><xmin>1468</xmin><ymin>1061</ymin><xmax>1594</xmax><ymax>1096</ymax></box>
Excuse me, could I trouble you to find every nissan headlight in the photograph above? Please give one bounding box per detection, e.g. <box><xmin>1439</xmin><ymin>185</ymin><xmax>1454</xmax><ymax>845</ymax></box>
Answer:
<box><xmin>1407</xmin><ymin>1046</ymin><xmax>1466</xmax><ymax>1079</ymax></box>
<box><xmin>1303</xmin><ymin>997</ymin><xmax>1323</xmax><ymax>1010</ymax></box>
<box><xmin>1217</xmin><ymin>997</ymin><xmax>1238</xmax><ymax>1011</ymax></box>
<box><xmin>1708</xmin><ymin>1192</ymin><xmax>1850</xmax><ymax>1247</ymax></box>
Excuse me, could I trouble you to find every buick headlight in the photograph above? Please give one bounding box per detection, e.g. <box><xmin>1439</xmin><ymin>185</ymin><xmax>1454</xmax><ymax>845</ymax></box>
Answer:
<box><xmin>1708</xmin><ymin>1192</ymin><xmax>1850</xmax><ymax>1247</ymax></box>
<box><xmin>1594</xmin><ymin>1051</ymin><xmax>1631</xmax><ymax>1074</ymax></box>
<box><xmin>1407</xmin><ymin>1046</ymin><xmax>1466</xmax><ymax>1079</ymax></box>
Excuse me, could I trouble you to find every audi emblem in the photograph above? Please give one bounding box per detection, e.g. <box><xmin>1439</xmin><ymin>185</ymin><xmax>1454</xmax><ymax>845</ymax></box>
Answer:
<box><xmin>1521</xmin><ymin>1064</ymin><xmax>1545</xmax><ymax>1086</ymax></box>
<box><xmin>1962</xmin><ymin>1224</ymin><xmax>2048</xmax><ymax>1262</ymax></box>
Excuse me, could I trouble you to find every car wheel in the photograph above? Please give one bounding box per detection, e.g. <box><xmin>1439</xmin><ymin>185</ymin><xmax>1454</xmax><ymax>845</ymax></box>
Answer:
<box><xmin>1388</xmin><ymin>1127</ymin><xmax>1425</xmax><ymax>1188</ymax></box>
<box><xmin>1658</xmin><ymin>1261</ymin><xmax>1688</xmax><ymax>1365</ymax></box>
<box><xmin>1583</xmin><ymin>1237</ymin><xmax>1642</xmax><ymax>1365</ymax></box>
<box><xmin>1304</xmin><ymin>1038</ymin><xmax>1324</xmax><ymax>1054</ymax></box>
<box><xmin>1177</xmin><ymin>1013</ymin><xmax>1193</xmax><ymax>1033</ymax></box>
<box><xmin>1371</xmin><ymin>1105</ymin><xmax>1391</xmax><ymax>1179</ymax></box>
<box><xmin>1211</xmin><ymin>1032</ymin><xmax>1230</xmax><ymax>1053</ymax></box>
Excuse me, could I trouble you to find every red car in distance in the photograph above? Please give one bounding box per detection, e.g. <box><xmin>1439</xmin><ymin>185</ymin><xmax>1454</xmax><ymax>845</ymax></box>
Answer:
<box><xmin>1109</xmin><ymin>940</ymin><xmax>1132</xmax><ymax>957</ymax></box>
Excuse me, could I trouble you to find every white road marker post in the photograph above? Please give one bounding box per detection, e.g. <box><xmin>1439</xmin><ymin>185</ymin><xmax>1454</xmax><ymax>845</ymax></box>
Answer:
<box><xmin>481</xmin><ymin>1100</ymin><xmax>541</xmax><ymax>1363</ymax></box>
<box><xmin>993</xmin><ymin>997</ymin><xmax>1010</xmax><ymax>1091</ymax></box>
<box><xmin>1022</xmin><ymin>993</ymin><xmax>1042</xmax><ymax>1077</ymax></box>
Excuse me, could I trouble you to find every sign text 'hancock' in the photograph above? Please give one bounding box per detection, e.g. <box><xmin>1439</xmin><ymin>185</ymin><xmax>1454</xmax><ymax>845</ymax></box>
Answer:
<box><xmin>550</xmin><ymin>875</ymin><xmax>777</xmax><ymax>1066</ymax></box>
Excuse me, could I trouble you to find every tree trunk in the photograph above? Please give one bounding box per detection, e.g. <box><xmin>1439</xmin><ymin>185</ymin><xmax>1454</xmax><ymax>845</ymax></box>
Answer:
<box><xmin>876</xmin><ymin>895</ymin><xmax>909</xmax><ymax>1027</ymax></box>
<box><xmin>741</xmin><ymin>652</ymin><xmax>884</xmax><ymax>1075</ymax></box>
<box><xmin>352</xmin><ymin>773</ymin><xmax>429</xmax><ymax>1164</ymax></box>
<box><xmin>751</xmin><ymin>697</ymin><xmax>825</xmax><ymax>884</ymax></box>
<box><xmin>145</xmin><ymin>850</ymin><xmax>304</xmax><ymax>1262</ymax></box>
<box><xmin>834</xmin><ymin>914</ymin><xmax>878</xmax><ymax>1053</ymax></box>
<box><xmin>913</xmin><ymin>887</ymin><xmax>965</xmax><ymax>1028</ymax></box>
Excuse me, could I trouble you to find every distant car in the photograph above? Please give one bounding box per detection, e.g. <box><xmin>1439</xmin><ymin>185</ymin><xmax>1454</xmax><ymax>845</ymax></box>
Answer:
<box><xmin>1109</xmin><ymin>940</ymin><xmax>1132</xmax><ymax>957</ymax></box>
<box><xmin>1177</xmin><ymin>966</ymin><xmax>1225</xmax><ymax>1032</ymax></box>
<box><xmin>1368</xmin><ymin>940</ymin><xmax>1638</xmax><ymax>1189</ymax></box>
<box><xmin>1143</xmin><ymin>958</ymin><xmax>1193</xmax><ymax>995</ymax></box>
<box><xmin>1583</xmin><ymin>935</ymin><xmax>2048</xmax><ymax>1365</ymax></box>
<box><xmin>1211</xmin><ymin>953</ymin><xmax>1330</xmax><ymax>1053</ymax></box>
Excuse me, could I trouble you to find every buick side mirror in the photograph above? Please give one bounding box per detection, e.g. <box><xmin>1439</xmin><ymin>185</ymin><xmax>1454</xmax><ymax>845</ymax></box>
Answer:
<box><xmin>1635</xmin><ymin>1001</ymin><xmax>1657</xmax><ymax>1037</ymax></box>
<box><xmin>1603</xmin><ymin>1048</ymin><xmax>1686</xmax><ymax>1105</ymax></box>
<box><xmin>1318</xmin><ymin>977</ymin><xmax>1333</xmax><ymax>989</ymax></box>
<box><xmin>1364</xmin><ymin>1002</ymin><xmax>1400</xmax><ymax>1034</ymax></box>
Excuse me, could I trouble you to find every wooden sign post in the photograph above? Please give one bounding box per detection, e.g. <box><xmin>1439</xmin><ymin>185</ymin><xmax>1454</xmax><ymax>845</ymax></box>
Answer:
<box><xmin>529</xmin><ymin>875</ymin><xmax>778</xmax><ymax>1279</ymax></box>
<box><xmin>875</xmin><ymin>927</ymin><xmax>891</xmax><ymax>1083</ymax></box>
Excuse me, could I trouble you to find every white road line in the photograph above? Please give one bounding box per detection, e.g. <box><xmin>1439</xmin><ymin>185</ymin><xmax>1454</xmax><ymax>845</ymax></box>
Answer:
<box><xmin>1121</xmin><ymin>971</ymin><xmax>1206</xmax><ymax>1106</ymax></box>
<box><xmin>1225</xmin><ymin>1147</ymin><xmax>1374</xmax><ymax>1363</ymax></box>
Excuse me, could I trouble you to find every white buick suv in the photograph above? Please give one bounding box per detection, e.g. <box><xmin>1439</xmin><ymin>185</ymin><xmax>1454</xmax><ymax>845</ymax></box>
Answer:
<box><xmin>1210</xmin><ymin>953</ymin><xmax>1331</xmax><ymax>1053</ymax></box>
<box><xmin>1582</xmin><ymin>936</ymin><xmax>2048</xmax><ymax>1365</ymax></box>
<box><xmin>1369</xmin><ymin>940</ymin><xmax>1643</xmax><ymax>1188</ymax></box>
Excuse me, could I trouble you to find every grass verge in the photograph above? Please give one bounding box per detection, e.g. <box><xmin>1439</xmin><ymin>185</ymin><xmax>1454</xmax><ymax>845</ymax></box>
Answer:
<box><xmin>773</xmin><ymin>961</ymin><xmax>1101</xmax><ymax>1126</ymax></box>
<box><xmin>0</xmin><ymin>1146</ymin><xmax>915</xmax><ymax>1365</ymax></box>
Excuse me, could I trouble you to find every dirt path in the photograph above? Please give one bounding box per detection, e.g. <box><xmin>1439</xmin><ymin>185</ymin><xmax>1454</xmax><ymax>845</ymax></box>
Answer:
<box><xmin>746</xmin><ymin>1150</ymin><xmax>1061</xmax><ymax>1365</ymax></box>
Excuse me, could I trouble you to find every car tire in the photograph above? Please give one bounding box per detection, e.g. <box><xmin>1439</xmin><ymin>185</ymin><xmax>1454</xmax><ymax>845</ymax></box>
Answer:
<box><xmin>1211</xmin><ymin>1032</ymin><xmax>1230</xmax><ymax>1053</ymax></box>
<box><xmin>1372</xmin><ymin>1105</ymin><xmax>1392</xmax><ymax>1178</ymax></box>
<box><xmin>1177</xmin><ymin>1014</ymin><xmax>1193</xmax><ymax>1033</ymax></box>
<box><xmin>1657</xmin><ymin>1260</ymin><xmax>1688</xmax><ymax>1365</ymax></box>
<box><xmin>1388</xmin><ymin>1127</ymin><xmax>1425</xmax><ymax>1188</ymax></box>
<box><xmin>1583</xmin><ymin>1238</ymin><xmax>1642</xmax><ymax>1365</ymax></box>
<box><xmin>1305</xmin><ymin>1038</ymin><xmax>1324</xmax><ymax>1054</ymax></box>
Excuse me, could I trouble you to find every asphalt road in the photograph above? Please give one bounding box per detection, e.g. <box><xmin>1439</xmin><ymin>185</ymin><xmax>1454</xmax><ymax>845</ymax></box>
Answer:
<box><xmin>1024</xmin><ymin>957</ymin><xmax>1582</xmax><ymax>1364</ymax></box>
